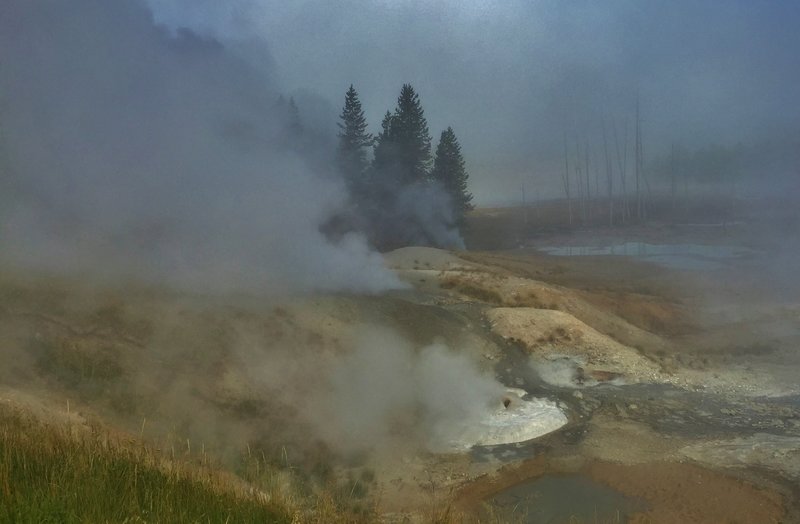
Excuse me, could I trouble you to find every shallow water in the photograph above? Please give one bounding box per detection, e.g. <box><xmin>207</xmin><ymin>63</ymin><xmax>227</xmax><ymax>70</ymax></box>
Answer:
<box><xmin>537</xmin><ymin>242</ymin><xmax>755</xmax><ymax>270</ymax></box>
<box><xmin>488</xmin><ymin>474</ymin><xmax>646</xmax><ymax>523</ymax></box>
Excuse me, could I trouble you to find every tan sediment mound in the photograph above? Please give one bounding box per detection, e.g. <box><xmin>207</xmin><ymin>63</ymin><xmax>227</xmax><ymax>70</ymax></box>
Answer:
<box><xmin>437</xmin><ymin>268</ymin><xmax>671</xmax><ymax>355</ymax></box>
<box><xmin>383</xmin><ymin>247</ymin><xmax>486</xmax><ymax>294</ymax></box>
<box><xmin>487</xmin><ymin>307</ymin><xmax>663</xmax><ymax>382</ymax></box>
<box><xmin>383</xmin><ymin>246</ymin><xmax>475</xmax><ymax>272</ymax></box>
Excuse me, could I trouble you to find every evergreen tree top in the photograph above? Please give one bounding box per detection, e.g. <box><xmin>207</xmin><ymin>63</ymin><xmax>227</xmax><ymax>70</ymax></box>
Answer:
<box><xmin>381</xmin><ymin>111</ymin><xmax>393</xmax><ymax>127</ymax></box>
<box><xmin>379</xmin><ymin>84</ymin><xmax>431</xmax><ymax>183</ymax></box>
<box><xmin>432</xmin><ymin>126</ymin><xmax>473</xmax><ymax>216</ymax></box>
<box><xmin>393</xmin><ymin>84</ymin><xmax>430</xmax><ymax>142</ymax></box>
<box><xmin>337</xmin><ymin>84</ymin><xmax>371</xmax><ymax>145</ymax></box>
<box><xmin>336</xmin><ymin>84</ymin><xmax>372</xmax><ymax>190</ymax></box>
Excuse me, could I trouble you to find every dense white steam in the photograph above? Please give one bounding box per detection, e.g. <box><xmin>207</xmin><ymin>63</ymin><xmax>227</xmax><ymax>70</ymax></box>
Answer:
<box><xmin>0</xmin><ymin>0</ymin><xmax>401</xmax><ymax>295</ymax></box>
<box><xmin>309</xmin><ymin>326</ymin><xmax>510</xmax><ymax>451</ymax></box>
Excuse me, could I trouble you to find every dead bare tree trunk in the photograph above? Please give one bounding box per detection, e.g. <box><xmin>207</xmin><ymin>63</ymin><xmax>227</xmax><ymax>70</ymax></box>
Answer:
<box><xmin>613</xmin><ymin>118</ymin><xmax>629</xmax><ymax>223</ymax></box>
<box><xmin>641</xmin><ymin>129</ymin><xmax>651</xmax><ymax>221</ymax></box>
<box><xmin>521</xmin><ymin>181</ymin><xmax>527</xmax><ymax>227</ymax></box>
<box><xmin>670</xmin><ymin>143</ymin><xmax>677</xmax><ymax>222</ymax></box>
<box><xmin>602</xmin><ymin>119</ymin><xmax>614</xmax><ymax>226</ymax></box>
<box><xmin>584</xmin><ymin>142</ymin><xmax>591</xmax><ymax>224</ymax></box>
<box><xmin>683</xmin><ymin>152</ymin><xmax>690</xmax><ymax>218</ymax></box>
<box><xmin>635</xmin><ymin>99</ymin><xmax>642</xmax><ymax>222</ymax></box>
<box><xmin>562</xmin><ymin>133</ymin><xmax>573</xmax><ymax>226</ymax></box>
<box><xmin>594</xmin><ymin>144</ymin><xmax>601</xmax><ymax>218</ymax></box>
<box><xmin>575</xmin><ymin>141</ymin><xmax>584</xmax><ymax>224</ymax></box>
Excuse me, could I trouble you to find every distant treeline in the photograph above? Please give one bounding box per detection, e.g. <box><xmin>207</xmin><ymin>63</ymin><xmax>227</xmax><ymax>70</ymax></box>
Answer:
<box><xmin>554</xmin><ymin>106</ymin><xmax>799</xmax><ymax>229</ymax></box>
<box><xmin>650</xmin><ymin>140</ymin><xmax>800</xmax><ymax>191</ymax></box>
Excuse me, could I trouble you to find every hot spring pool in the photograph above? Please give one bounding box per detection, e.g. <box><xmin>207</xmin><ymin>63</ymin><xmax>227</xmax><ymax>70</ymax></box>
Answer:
<box><xmin>435</xmin><ymin>389</ymin><xmax>568</xmax><ymax>452</ymax></box>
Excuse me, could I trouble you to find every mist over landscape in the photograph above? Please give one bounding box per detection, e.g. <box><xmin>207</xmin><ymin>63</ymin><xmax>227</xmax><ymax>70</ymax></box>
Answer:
<box><xmin>1</xmin><ymin>0</ymin><xmax>401</xmax><ymax>294</ymax></box>
<box><xmin>146</xmin><ymin>0</ymin><xmax>800</xmax><ymax>204</ymax></box>
<box><xmin>2</xmin><ymin>1</ymin><xmax>798</xmax><ymax>271</ymax></box>
<box><xmin>1</xmin><ymin>1</ymin><xmax>800</xmax><ymax>523</ymax></box>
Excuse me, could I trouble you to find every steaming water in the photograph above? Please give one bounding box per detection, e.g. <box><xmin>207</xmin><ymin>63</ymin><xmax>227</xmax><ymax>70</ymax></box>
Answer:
<box><xmin>538</xmin><ymin>242</ymin><xmax>756</xmax><ymax>270</ymax></box>
<box><xmin>437</xmin><ymin>390</ymin><xmax>567</xmax><ymax>451</ymax></box>
<box><xmin>532</xmin><ymin>355</ymin><xmax>629</xmax><ymax>389</ymax></box>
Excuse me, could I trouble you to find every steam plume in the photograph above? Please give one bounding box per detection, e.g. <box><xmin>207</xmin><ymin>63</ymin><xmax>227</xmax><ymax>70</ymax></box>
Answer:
<box><xmin>0</xmin><ymin>0</ymin><xmax>401</xmax><ymax>295</ymax></box>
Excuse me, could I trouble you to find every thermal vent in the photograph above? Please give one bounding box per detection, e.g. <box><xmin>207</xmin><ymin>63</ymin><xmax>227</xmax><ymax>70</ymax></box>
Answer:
<box><xmin>435</xmin><ymin>389</ymin><xmax>568</xmax><ymax>451</ymax></box>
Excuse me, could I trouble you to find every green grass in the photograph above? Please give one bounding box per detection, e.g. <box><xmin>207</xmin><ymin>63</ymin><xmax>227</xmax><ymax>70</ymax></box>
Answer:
<box><xmin>0</xmin><ymin>408</ymin><xmax>292</xmax><ymax>523</ymax></box>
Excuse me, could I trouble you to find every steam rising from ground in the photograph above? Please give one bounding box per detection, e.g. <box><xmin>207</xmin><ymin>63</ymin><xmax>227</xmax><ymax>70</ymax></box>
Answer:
<box><xmin>310</xmin><ymin>326</ymin><xmax>522</xmax><ymax>452</ymax></box>
<box><xmin>303</xmin><ymin>326</ymin><xmax>567</xmax><ymax>453</ymax></box>
<box><xmin>0</xmin><ymin>1</ymin><xmax>566</xmax><ymax>470</ymax></box>
<box><xmin>0</xmin><ymin>0</ymin><xmax>401</xmax><ymax>295</ymax></box>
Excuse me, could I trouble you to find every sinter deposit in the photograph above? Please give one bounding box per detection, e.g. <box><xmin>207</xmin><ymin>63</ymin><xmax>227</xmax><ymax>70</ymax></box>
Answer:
<box><xmin>435</xmin><ymin>388</ymin><xmax>567</xmax><ymax>451</ymax></box>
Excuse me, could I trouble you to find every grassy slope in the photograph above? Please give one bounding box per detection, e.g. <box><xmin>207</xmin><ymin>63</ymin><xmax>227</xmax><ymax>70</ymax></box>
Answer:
<box><xmin>0</xmin><ymin>270</ymin><xmax>385</xmax><ymax>523</ymax></box>
<box><xmin>0</xmin><ymin>406</ymin><xmax>292</xmax><ymax>523</ymax></box>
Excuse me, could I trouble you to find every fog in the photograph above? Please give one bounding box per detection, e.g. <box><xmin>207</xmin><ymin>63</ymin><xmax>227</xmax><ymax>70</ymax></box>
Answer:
<box><xmin>3</xmin><ymin>1</ymin><xmax>796</xmax><ymax>275</ymax></box>
<box><xmin>306</xmin><ymin>326</ymin><xmax>504</xmax><ymax>452</ymax></box>
<box><xmin>2</xmin><ymin>5</ymin><xmax>800</xmax><ymax>517</ymax></box>
<box><xmin>0</xmin><ymin>0</ymin><xmax>401</xmax><ymax>295</ymax></box>
<box><xmin>146</xmin><ymin>0</ymin><xmax>800</xmax><ymax>205</ymax></box>
<box><xmin>0</xmin><ymin>0</ymin><xmax>501</xmax><ymax>460</ymax></box>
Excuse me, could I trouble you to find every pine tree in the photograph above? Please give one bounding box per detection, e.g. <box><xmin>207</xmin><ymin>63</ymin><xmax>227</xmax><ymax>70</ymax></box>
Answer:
<box><xmin>432</xmin><ymin>127</ymin><xmax>473</xmax><ymax>222</ymax></box>
<box><xmin>392</xmin><ymin>84</ymin><xmax>432</xmax><ymax>184</ymax></box>
<box><xmin>372</xmin><ymin>111</ymin><xmax>396</xmax><ymax>172</ymax></box>
<box><xmin>372</xmin><ymin>84</ymin><xmax>431</xmax><ymax>186</ymax></box>
<box><xmin>336</xmin><ymin>85</ymin><xmax>372</xmax><ymax>199</ymax></box>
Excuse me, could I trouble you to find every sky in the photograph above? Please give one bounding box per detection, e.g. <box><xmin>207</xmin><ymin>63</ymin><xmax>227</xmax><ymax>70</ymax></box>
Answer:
<box><xmin>145</xmin><ymin>0</ymin><xmax>800</xmax><ymax>204</ymax></box>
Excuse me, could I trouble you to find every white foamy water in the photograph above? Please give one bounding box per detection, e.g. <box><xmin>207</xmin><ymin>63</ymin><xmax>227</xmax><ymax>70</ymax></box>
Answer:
<box><xmin>433</xmin><ymin>390</ymin><xmax>568</xmax><ymax>451</ymax></box>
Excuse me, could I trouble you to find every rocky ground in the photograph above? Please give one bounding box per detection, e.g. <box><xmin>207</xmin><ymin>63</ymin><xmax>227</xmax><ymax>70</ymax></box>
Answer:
<box><xmin>1</xmin><ymin>224</ymin><xmax>798</xmax><ymax>522</ymax></box>
<box><xmin>383</xmin><ymin>238</ymin><xmax>800</xmax><ymax>523</ymax></box>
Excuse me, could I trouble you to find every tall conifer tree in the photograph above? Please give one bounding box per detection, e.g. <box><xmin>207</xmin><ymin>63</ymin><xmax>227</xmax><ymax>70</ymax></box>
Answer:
<box><xmin>372</xmin><ymin>111</ymin><xmax>395</xmax><ymax>171</ymax></box>
<box><xmin>392</xmin><ymin>84</ymin><xmax>431</xmax><ymax>184</ymax></box>
<box><xmin>372</xmin><ymin>84</ymin><xmax>431</xmax><ymax>186</ymax></box>
<box><xmin>432</xmin><ymin>127</ymin><xmax>473</xmax><ymax>222</ymax></box>
<box><xmin>336</xmin><ymin>85</ymin><xmax>372</xmax><ymax>199</ymax></box>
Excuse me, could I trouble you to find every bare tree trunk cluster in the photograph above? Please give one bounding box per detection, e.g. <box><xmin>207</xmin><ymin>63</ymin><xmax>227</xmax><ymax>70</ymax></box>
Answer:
<box><xmin>556</xmin><ymin>99</ymin><xmax>661</xmax><ymax>228</ymax></box>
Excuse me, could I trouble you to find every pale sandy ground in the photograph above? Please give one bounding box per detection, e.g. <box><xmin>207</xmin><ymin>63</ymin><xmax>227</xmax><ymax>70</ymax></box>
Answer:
<box><xmin>486</xmin><ymin>307</ymin><xmax>664</xmax><ymax>384</ymax></box>
<box><xmin>388</xmin><ymin>246</ymin><xmax>800</xmax><ymax>398</ymax></box>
